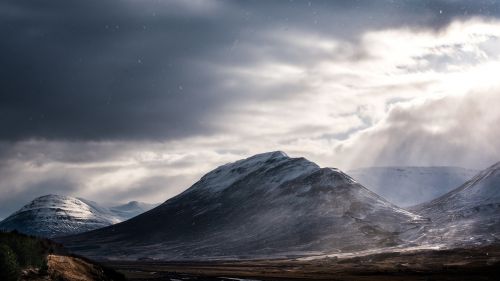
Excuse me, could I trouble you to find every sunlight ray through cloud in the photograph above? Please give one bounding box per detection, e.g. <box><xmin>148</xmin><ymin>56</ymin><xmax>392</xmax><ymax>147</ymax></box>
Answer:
<box><xmin>1</xmin><ymin>0</ymin><xmax>500</xmax><ymax>217</ymax></box>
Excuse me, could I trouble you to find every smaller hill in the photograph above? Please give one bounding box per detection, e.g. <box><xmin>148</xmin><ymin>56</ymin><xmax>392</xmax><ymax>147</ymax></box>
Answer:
<box><xmin>0</xmin><ymin>195</ymin><xmax>158</xmax><ymax>238</ymax></box>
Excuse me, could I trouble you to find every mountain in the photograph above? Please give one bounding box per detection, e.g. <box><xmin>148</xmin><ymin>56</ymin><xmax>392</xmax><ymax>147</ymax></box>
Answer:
<box><xmin>348</xmin><ymin>167</ymin><xmax>478</xmax><ymax>207</ymax></box>
<box><xmin>0</xmin><ymin>195</ymin><xmax>157</xmax><ymax>238</ymax></box>
<box><xmin>412</xmin><ymin>162</ymin><xmax>500</xmax><ymax>246</ymax></box>
<box><xmin>0</xmin><ymin>195</ymin><xmax>120</xmax><ymax>238</ymax></box>
<box><xmin>59</xmin><ymin>151</ymin><xmax>425</xmax><ymax>260</ymax></box>
<box><xmin>109</xmin><ymin>201</ymin><xmax>159</xmax><ymax>221</ymax></box>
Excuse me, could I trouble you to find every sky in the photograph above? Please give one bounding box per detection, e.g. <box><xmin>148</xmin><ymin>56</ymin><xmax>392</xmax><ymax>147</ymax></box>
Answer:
<box><xmin>1</xmin><ymin>0</ymin><xmax>500</xmax><ymax>218</ymax></box>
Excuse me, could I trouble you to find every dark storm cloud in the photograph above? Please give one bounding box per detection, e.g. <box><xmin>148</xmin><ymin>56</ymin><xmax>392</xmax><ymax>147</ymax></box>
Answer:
<box><xmin>1</xmin><ymin>0</ymin><xmax>499</xmax><ymax>141</ymax></box>
<box><xmin>0</xmin><ymin>0</ymin><xmax>233</xmax><ymax>140</ymax></box>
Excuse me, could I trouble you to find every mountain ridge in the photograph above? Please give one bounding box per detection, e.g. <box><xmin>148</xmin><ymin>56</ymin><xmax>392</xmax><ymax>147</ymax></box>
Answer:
<box><xmin>58</xmin><ymin>151</ymin><xmax>425</xmax><ymax>260</ymax></box>
<box><xmin>411</xmin><ymin>161</ymin><xmax>500</xmax><ymax>246</ymax></box>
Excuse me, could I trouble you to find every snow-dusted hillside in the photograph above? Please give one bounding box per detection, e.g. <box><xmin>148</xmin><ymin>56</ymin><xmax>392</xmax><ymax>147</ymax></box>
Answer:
<box><xmin>412</xmin><ymin>162</ymin><xmax>500</xmax><ymax>246</ymax></box>
<box><xmin>0</xmin><ymin>195</ymin><xmax>157</xmax><ymax>238</ymax></box>
<box><xmin>0</xmin><ymin>195</ymin><xmax>119</xmax><ymax>238</ymax></box>
<box><xmin>348</xmin><ymin>167</ymin><xmax>478</xmax><ymax>206</ymax></box>
<box><xmin>60</xmin><ymin>151</ymin><xmax>425</xmax><ymax>260</ymax></box>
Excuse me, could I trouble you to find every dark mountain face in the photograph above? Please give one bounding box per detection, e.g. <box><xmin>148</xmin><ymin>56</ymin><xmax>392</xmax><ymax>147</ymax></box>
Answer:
<box><xmin>412</xmin><ymin>162</ymin><xmax>500</xmax><ymax>246</ymax></box>
<box><xmin>59</xmin><ymin>151</ymin><xmax>424</xmax><ymax>260</ymax></box>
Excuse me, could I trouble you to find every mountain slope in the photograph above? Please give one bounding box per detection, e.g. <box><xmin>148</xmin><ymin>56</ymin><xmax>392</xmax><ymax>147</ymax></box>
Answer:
<box><xmin>59</xmin><ymin>151</ymin><xmax>425</xmax><ymax>260</ymax></box>
<box><xmin>0</xmin><ymin>195</ymin><xmax>157</xmax><ymax>238</ymax></box>
<box><xmin>412</xmin><ymin>162</ymin><xmax>500</xmax><ymax>246</ymax></box>
<box><xmin>348</xmin><ymin>167</ymin><xmax>478</xmax><ymax>206</ymax></box>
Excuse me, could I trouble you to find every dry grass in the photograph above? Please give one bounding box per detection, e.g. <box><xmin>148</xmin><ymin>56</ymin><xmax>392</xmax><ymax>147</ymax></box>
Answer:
<box><xmin>105</xmin><ymin>244</ymin><xmax>500</xmax><ymax>281</ymax></box>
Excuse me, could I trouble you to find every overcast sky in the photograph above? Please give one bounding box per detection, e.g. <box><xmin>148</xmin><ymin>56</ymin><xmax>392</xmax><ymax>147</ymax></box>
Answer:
<box><xmin>1</xmin><ymin>0</ymin><xmax>500</xmax><ymax>218</ymax></box>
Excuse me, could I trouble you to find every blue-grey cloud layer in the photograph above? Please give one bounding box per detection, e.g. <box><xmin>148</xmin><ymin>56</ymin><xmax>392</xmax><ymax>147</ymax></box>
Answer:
<box><xmin>1</xmin><ymin>0</ymin><xmax>499</xmax><ymax>141</ymax></box>
<box><xmin>1</xmin><ymin>0</ymin><xmax>500</xmax><ymax>218</ymax></box>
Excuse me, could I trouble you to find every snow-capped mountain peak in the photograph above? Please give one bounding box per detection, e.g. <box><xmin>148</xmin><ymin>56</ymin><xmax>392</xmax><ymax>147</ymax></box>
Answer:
<box><xmin>15</xmin><ymin>194</ymin><xmax>119</xmax><ymax>223</ymax></box>
<box><xmin>185</xmin><ymin>150</ymin><xmax>318</xmax><ymax>194</ymax></box>
<box><xmin>0</xmin><ymin>195</ymin><xmax>158</xmax><ymax>238</ymax></box>
<box><xmin>59</xmin><ymin>152</ymin><xmax>425</xmax><ymax>260</ymax></box>
<box><xmin>0</xmin><ymin>195</ymin><xmax>119</xmax><ymax>238</ymax></box>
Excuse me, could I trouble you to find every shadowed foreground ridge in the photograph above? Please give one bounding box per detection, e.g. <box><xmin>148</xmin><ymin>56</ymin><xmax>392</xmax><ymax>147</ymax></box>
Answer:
<box><xmin>59</xmin><ymin>151</ymin><xmax>425</xmax><ymax>260</ymax></box>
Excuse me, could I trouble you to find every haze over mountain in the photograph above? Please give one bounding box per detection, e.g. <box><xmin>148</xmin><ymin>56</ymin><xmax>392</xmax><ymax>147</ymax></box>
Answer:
<box><xmin>0</xmin><ymin>195</ymin><xmax>157</xmax><ymax>238</ymax></box>
<box><xmin>412</xmin><ymin>162</ymin><xmax>500</xmax><ymax>246</ymax></box>
<box><xmin>348</xmin><ymin>167</ymin><xmax>478</xmax><ymax>206</ymax></box>
<box><xmin>108</xmin><ymin>201</ymin><xmax>159</xmax><ymax>221</ymax></box>
<box><xmin>59</xmin><ymin>151</ymin><xmax>426</xmax><ymax>260</ymax></box>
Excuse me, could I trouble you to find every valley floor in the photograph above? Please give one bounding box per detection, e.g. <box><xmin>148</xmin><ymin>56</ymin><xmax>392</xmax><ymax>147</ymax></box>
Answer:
<box><xmin>103</xmin><ymin>244</ymin><xmax>500</xmax><ymax>281</ymax></box>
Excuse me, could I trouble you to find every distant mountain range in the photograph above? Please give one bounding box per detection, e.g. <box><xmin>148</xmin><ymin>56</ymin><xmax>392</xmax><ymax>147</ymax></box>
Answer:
<box><xmin>348</xmin><ymin>166</ymin><xmax>478</xmax><ymax>206</ymax></box>
<box><xmin>108</xmin><ymin>200</ymin><xmax>159</xmax><ymax>221</ymax></box>
<box><xmin>3</xmin><ymin>151</ymin><xmax>499</xmax><ymax>262</ymax></box>
<box><xmin>0</xmin><ymin>195</ymin><xmax>158</xmax><ymax>238</ymax></box>
<box><xmin>58</xmin><ymin>151</ymin><xmax>427</xmax><ymax>260</ymax></box>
